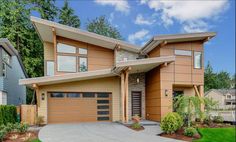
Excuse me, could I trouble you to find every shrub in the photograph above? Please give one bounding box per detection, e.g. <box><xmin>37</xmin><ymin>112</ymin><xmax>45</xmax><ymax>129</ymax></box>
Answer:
<box><xmin>213</xmin><ymin>116</ymin><xmax>224</xmax><ymax>123</ymax></box>
<box><xmin>36</xmin><ymin>116</ymin><xmax>44</xmax><ymax>126</ymax></box>
<box><xmin>160</xmin><ymin>112</ymin><xmax>183</xmax><ymax>134</ymax></box>
<box><xmin>131</xmin><ymin>115</ymin><xmax>142</xmax><ymax>129</ymax></box>
<box><xmin>184</xmin><ymin>127</ymin><xmax>198</xmax><ymax>137</ymax></box>
<box><xmin>131</xmin><ymin>122</ymin><xmax>142</xmax><ymax>129</ymax></box>
<box><xmin>0</xmin><ymin>105</ymin><xmax>17</xmax><ymax>125</ymax></box>
<box><xmin>203</xmin><ymin>117</ymin><xmax>212</xmax><ymax>125</ymax></box>
<box><xmin>0</xmin><ymin>129</ymin><xmax>7</xmax><ymax>142</ymax></box>
<box><xmin>16</xmin><ymin>123</ymin><xmax>29</xmax><ymax>133</ymax></box>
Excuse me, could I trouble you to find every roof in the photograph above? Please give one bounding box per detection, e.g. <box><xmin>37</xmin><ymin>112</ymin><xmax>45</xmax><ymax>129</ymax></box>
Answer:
<box><xmin>0</xmin><ymin>38</ymin><xmax>28</xmax><ymax>77</ymax></box>
<box><xmin>205</xmin><ymin>89</ymin><xmax>236</xmax><ymax>96</ymax></box>
<box><xmin>140</xmin><ymin>32</ymin><xmax>216</xmax><ymax>53</ymax></box>
<box><xmin>31</xmin><ymin>16</ymin><xmax>140</xmax><ymax>53</ymax></box>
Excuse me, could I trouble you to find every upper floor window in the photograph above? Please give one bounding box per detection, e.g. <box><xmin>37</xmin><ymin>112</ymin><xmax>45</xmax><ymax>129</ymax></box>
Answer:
<box><xmin>174</xmin><ymin>50</ymin><xmax>192</xmax><ymax>56</ymax></box>
<box><xmin>2</xmin><ymin>49</ymin><xmax>11</xmax><ymax>65</ymax></box>
<box><xmin>194</xmin><ymin>51</ymin><xmax>202</xmax><ymax>69</ymax></box>
<box><xmin>57</xmin><ymin>43</ymin><xmax>76</xmax><ymax>53</ymax></box>
<box><xmin>79</xmin><ymin>57</ymin><xmax>88</xmax><ymax>72</ymax></box>
<box><xmin>226</xmin><ymin>95</ymin><xmax>231</xmax><ymax>99</ymax></box>
<box><xmin>79</xmin><ymin>48</ymin><xmax>87</xmax><ymax>55</ymax></box>
<box><xmin>46</xmin><ymin>61</ymin><xmax>54</xmax><ymax>76</ymax></box>
<box><xmin>57</xmin><ymin>55</ymin><xmax>76</xmax><ymax>72</ymax></box>
<box><xmin>2</xmin><ymin>63</ymin><xmax>6</xmax><ymax>77</ymax></box>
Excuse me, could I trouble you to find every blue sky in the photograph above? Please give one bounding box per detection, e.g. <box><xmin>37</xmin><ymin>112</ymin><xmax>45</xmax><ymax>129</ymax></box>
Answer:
<box><xmin>33</xmin><ymin>0</ymin><xmax>235</xmax><ymax>75</ymax></box>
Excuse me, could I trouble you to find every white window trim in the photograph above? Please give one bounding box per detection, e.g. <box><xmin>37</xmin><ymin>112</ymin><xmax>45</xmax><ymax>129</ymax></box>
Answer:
<box><xmin>174</xmin><ymin>49</ymin><xmax>192</xmax><ymax>56</ymax></box>
<box><xmin>194</xmin><ymin>51</ymin><xmax>202</xmax><ymax>69</ymax></box>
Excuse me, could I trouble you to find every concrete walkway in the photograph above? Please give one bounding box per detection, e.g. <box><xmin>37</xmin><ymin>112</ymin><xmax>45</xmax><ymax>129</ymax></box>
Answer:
<box><xmin>39</xmin><ymin>122</ymin><xmax>182</xmax><ymax>142</ymax></box>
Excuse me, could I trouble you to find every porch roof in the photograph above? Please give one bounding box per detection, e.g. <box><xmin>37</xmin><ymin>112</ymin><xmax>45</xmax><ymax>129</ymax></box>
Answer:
<box><xmin>112</xmin><ymin>56</ymin><xmax>175</xmax><ymax>74</ymax></box>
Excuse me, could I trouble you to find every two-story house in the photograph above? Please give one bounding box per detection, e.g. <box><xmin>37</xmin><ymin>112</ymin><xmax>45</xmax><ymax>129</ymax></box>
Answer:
<box><xmin>20</xmin><ymin>17</ymin><xmax>216</xmax><ymax>124</ymax></box>
<box><xmin>0</xmin><ymin>38</ymin><xmax>27</xmax><ymax>105</ymax></box>
<box><xmin>205</xmin><ymin>89</ymin><xmax>236</xmax><ymax>109</ymax></box>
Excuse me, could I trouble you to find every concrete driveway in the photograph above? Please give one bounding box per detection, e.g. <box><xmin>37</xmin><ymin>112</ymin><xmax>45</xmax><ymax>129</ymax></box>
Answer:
<box><xmin>39</xmin><ymin>122</ymin><xmax>182</xmax><ymax>142</ymax></box>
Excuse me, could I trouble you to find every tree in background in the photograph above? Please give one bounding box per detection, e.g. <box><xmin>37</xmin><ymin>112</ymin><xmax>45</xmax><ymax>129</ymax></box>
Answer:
<box><xmin>204</xmin><ymin>62</ymin><xmax>233</xmax><ymax>92</ymax></box>
<box><xmin>86</xmin><ymin>16</ymin><xmax>122</xmax><ymax>40</ymax></box>
<box><xmin>59</xmin><ymin>0</ymin><xmax>80</xmax><ymax>28</ymax></box>
<box><xmin>29</xmin><ymin>0</ymin><xmax>58</xmax><ymax>21</ymax></box>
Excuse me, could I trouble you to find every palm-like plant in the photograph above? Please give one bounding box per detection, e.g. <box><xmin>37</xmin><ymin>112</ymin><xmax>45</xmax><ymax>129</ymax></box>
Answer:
<box><xmin>203</xmin><ymin>97</ymin><xmax>219</xmax><ymax>119</ymax></box>
<box><xmin>174</xmin><ymin>96</ymin><xmax>203</xmax><ymax>127</ymax></box>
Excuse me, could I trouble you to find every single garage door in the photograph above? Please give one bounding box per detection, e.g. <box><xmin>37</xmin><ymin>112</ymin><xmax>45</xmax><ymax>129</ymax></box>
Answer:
<box><xmin>48</xmin><ymin>92</ymin><xmax>111</xmax><ymax>123</ymax></box>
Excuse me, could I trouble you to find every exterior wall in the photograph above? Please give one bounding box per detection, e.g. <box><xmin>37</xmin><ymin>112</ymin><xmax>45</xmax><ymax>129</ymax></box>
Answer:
<box><xmin>0</xmin><ymin>56</ymin><xmax>26</xmax><ymax>105</ymax></box>
<box><xmin>146</xmin><ymin>41</ymin><xmax>204</xmax><ymax>121</ymax></box>
<box><xmin>44</xmin><ymin>36</ymin><xmax>114</xmax><ymax>76</ymax></box>
<box><xmin>128</xmin><ymin>73</ymin><xmax>146</xmax><ymax>119</ymax></box>
<box><xmin>173</xmin><ymin>86</ymin><xmax>196</xmax><ymax>96</ymax></box>
<box><xmin>115</xmin><ymin>49</ymin><xmax>139</xmax><ymax>63</ymax></box>
<box><xmin>37</xmin><ymin>77</ymin><xmax>121</xmax><ymax>123</ymax></box>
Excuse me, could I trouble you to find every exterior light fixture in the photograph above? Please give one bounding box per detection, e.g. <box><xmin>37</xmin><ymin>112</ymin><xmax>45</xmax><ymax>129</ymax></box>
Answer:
<box><xmin>165</xmin><ymin>89</ymin><xmax>168</xmax><ymax>97</ymax></box>
<box><xmin>41</xmin><ymin>93</ymin><xmax>45</xmax><ymax>100</ymax></box>
<box><xmin>136</xmin><ymin>78</ymin><xmax>140</xmax><ymax>83</ymax></box>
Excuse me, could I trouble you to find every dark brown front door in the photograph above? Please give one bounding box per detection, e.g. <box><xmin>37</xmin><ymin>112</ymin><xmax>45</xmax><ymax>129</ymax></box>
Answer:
<box><xmin>131</xmin><ymin>91</ymin><xmax>142</xmax><ymax>117</ymax></box>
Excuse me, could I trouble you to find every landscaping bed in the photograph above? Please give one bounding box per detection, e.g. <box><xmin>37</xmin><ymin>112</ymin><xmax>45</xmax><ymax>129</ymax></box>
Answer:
<box><xmin>3</xmin><ymin>131</ymin><xmax>39</xmax><ymax>142</ymax></box>
<box><xmin>126</xmin><ymin>125</ymin><xmax>144</xmax><ymax>131</ymax></box>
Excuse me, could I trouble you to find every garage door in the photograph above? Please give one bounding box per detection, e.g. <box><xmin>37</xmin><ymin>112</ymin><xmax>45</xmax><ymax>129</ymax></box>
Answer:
<box><xmin>48</xmin><ymin>92</ymin><xmax>111</xmax><ymax>123</ymax></box>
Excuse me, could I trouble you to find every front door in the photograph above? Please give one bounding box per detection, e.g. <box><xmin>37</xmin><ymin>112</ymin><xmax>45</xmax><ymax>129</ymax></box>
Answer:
<box><xmin>131</xmin><ymin>91</ymin><xmax>142</xmax><ymax>117</ymax></box>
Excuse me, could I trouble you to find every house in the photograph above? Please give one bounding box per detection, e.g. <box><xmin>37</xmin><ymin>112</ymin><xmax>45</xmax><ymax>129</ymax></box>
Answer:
<box><xmin>19</xmin><ymin>16</ymin><xmax>216</xmax><ymax>124</ymax></box>
<box><xmin>205</xmin><ymin>89</ymin><xmax>236</xmax><ymax>109</ymax></box>
<box><xmin>0</xmin><ymin>38</ymin><xmax>27</xmax><ymax>105</ymax></box>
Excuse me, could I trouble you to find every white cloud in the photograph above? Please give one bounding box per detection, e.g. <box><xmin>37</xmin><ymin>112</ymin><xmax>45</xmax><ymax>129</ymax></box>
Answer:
<box><xmin>94</xmin><ymin>0</ymin><xmax>130</xmax><ymax>14</ymax></box>
<box><xmin>134</xmin><ymin>14</ymin><xmax>155</xmax><ymax>25</ymax></box>
<box><xmin>142</xmin><ymin>0</ymin><xmax>229</xmax><ymax>32</ymax></box>
<box><xmin>128</xmin><ymin>29</ymin><xmax>150</xmax><ymax>45</ymax></box>
<box><xmin>182</xmin><ymin>21</ymin><xmax>209</xmax><ymax>33</ymax></box>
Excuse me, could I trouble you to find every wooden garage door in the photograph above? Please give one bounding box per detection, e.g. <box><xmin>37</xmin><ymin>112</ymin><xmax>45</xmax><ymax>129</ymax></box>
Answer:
<box><xmin>48</xmin><ymin>92</ymin><xmax>111</xmax><ymax>123</ymax></box>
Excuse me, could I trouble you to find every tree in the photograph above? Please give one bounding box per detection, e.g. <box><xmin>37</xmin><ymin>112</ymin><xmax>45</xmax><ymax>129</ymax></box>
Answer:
<box><xmin>86</xmin><ymin>16</ymin><xmax>122</xmax><ymax>40</ymax></box>
<box><xmin>58</xmin><ymin>0</ymin><xmax>80</xmax><ymax>28</ymax></box>
<box><xmin>216</xmin><ymin>71</ymin><xmax>231</xmax><ymax>89</ymax></box>
<box><xmin>29</xmin><ymin>0</ymin><xmax>58</xmax><ymax>21</ymax></box>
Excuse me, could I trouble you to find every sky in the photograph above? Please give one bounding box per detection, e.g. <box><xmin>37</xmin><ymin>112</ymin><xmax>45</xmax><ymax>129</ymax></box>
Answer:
<box><xmin>32</xmin><ymin>0</ymin><xmax>235</xmax><ymax>75</ymax></box>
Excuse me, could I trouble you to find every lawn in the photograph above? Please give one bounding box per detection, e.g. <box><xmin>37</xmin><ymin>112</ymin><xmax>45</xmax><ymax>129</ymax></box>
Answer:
<box><xmin>194</xmin><ymin>127</ymin><xmax>236</xmax><ymax>142</ymax></box>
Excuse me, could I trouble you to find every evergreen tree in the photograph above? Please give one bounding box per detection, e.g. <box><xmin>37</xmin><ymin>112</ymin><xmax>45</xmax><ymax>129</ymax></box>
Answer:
<box><xmin>86</xmin><ymin>16</ymin><xmax>122</xmax><ymax>40</ymax></box>
<box><xmin>59</xmin><ymin>0</ymin><xmax>80</xmax><ymax>28</ymax></box>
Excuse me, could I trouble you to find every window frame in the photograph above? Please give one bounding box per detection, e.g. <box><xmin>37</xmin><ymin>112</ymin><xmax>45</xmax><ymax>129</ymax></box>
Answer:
<box><xmin>2</xmin><ymin>49</ymin><xmax>11</xmax><ymax>65</ymax></box>
<box><xmin>57</xmin><ymin>55</ymin><xmax>77</xmax><ymax>73</ymax></box>
<box><xmin>174</xmin><ymin>49</ymin><xmax>192</xmax><ymax>56</ymax></box>
<box><xmin>2</xmin><ymin>62</ymin><xmax>6</xmax><ymax>78</ymax></box>
<box><xmin>46</xmin><ymin>60</ymin><xmax>54</xmax><ymax>76</ymax></box>
<box><xmin>193</xmin><ymin>51</ymin><xmax>202</xmax><ymax>69</ymax></box>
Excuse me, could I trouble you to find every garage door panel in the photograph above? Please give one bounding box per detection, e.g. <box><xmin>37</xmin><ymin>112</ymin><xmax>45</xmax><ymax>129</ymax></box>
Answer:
<box><xmin>48</xmin><ymin>92</ymin><xmax>111</xmax><ymax>123</ymax></box>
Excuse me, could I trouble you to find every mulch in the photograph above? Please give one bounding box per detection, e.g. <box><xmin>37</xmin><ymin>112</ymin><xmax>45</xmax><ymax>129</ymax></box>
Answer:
<box><xmin>3</xmin><ymin>131</ymin><xmax>39</xmax><ymax>142</ymax></box>
<box><xmin>126</xmin><ymin>125</ymin><xmax>145</xmax><ymax>131</ymax></box>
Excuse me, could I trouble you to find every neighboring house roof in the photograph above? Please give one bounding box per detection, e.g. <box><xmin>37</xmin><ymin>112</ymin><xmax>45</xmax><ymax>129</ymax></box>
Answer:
<box><xmin>0</xmin><ymin>38</ymin><xmax>28</xmax><ymax>78</ymax></box>
<box><xmin>19</xmin><ymin>56</ymin><xmax>174</xmax><ymax>87</ymax></box>
<box><xmin>205</xmin><ymin>89</ymin><xmax>236</xmax><ymax>97</ymax></box>
<box><xmin>31</xmin><ymin>16</ymin><xmax>216</xmax><ymax>54</ymax></box>
<box><xmin>140</xmin><ymin>32</ymin><xmax>216</xmax><ymax>54</ymax></box>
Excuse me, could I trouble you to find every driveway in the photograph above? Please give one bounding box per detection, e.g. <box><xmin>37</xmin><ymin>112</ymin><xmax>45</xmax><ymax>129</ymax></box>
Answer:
<box><xmin>39</xmin><ymin>122</ymin><xmax>182</xmax><ymax>142</ymax></box>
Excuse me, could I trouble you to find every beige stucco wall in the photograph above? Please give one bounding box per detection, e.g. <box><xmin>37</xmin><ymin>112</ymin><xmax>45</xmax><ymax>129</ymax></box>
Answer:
<box><xmin>37</xmin><ymin>76</ymin><xmax>121</xmax><ymax>123</ymax></box>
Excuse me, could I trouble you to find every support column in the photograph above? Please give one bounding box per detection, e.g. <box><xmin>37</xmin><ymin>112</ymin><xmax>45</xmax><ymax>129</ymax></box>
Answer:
<box><xmin>120</xmin><ymin>72</ymin><xmax>125</xmax><ymax>123</ymax></box>
<box><xmin>124</xmin><ymin>70</ymin><xmax>129</xmax><ymax>122</ymax></box>
<box><xmin>199</xmin><ymin>85</ymin><xmax>204</xmax><ymax>111</ymax></box>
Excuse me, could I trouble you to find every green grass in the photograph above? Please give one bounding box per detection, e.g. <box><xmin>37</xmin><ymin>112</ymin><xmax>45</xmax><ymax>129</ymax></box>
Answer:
<box><xmin>194</xmin><ymin>127</ymin><xmax>236</xmax><ymax>142</ymax></box>
<box><xmin>27</xmin><ymin>138</ymin><xmax>41</xmax><ymax>142</ymax></box>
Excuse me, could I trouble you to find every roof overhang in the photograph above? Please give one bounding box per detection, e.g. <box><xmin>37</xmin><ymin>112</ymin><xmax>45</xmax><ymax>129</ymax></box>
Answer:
<box><xmin>19</xmin><ymin>69</ymin><xmax>115</xmax><ymax>87</ymax></box>
<box><xmin>31</xmin><ymin>16</ymin><xmax>140</xmax><ymax>53</ymax></box>
<box><xmin>141</xmin><ymin>32</ymin><xmax>216</xmax><ymax>53</ymax></box>
<box><xmin>0</xmin><ymin>38</ymin><xmax>28</xmax><ymax>78</ymax></box>
<box><xmin>113</xmin><ymin>56</ymin><xmax>175</xmax><ymax>74</ymax></box>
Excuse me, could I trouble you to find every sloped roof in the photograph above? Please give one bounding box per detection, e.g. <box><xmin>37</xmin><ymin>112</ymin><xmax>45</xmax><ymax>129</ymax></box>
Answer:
<box><xmin>205</xmin><ymin>89</ymin><xmax>236</xmax><ymax>96</ymax></box>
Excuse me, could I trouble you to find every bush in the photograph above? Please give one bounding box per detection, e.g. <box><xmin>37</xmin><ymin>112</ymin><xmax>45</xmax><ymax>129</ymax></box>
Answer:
<box><xmin>203</xmin><ymin>117</ymin><xmax>212</xmax><ymax>125</ymax></box>
<box><xmin>0</xmin><ymin>105</ymin><xmax>17</xmax><ymax>125</ymax></box>
<box><xmin>213</xmin><ymin>116</ymin><xmax>224</xmax><ymax>123</ymax></box>
<box><xmin>131</xmin><ymin>122</ymin><xmax>142</xmax><ymax>129</ymax></box>
<box><xmin>160</xmin><ymin>112</ymin><xmax>183</xmax><ymax>134</ymax></box>
<box><xmin>184</xmin><ymin>127</ymin><xmax>198</xmax><ymax>137</ymax></box>
<box><xmin>0</xmin><ymin>129</ymin><xmax>7</xmax><ymax>142</ymax></box>
<box><xmin>16</xmin><ymin>123</ymin><xmax>29</xmax><ymax>133</ymax></box>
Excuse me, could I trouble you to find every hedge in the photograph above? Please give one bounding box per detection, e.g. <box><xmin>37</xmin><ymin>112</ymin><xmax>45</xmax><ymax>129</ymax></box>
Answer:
<box><xmin>0</xmin><ymin>105</ymin><xmax>17</xmax><ymax>125</ymax></box>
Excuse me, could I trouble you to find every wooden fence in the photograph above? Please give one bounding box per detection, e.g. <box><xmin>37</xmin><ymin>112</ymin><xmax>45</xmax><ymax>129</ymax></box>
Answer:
<box><xmin>20</xmin><ymin>105</ymin><xmax>37</xmax><ymax>125</ymax></box>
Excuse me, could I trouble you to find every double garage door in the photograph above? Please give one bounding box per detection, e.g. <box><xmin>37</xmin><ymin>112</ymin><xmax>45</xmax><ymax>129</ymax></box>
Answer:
<box><xmin>48</xmin><ymin>92</ymin><xmax>111</xmax><ymax>123</ymax></box>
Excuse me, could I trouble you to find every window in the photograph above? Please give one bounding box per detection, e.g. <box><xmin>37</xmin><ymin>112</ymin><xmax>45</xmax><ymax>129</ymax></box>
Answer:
<box><xmin>226</xmin><ymin>102</ymin><xmax>231</xmax><ymax>105</ymax></box>
<box><xmin>57</xmin><ymin>56</ymin><xmax>76</xmax><ymax>72</ymax></box>
<box><xmin>79</xmin><ymin>57</ymin><xmax>87</xmax><ymax>72</ymax></box>
<box><xmin>79</xmin><ymin>48</ymin><xmax>87</xmax><ymax>55</ymax></box>
<box><xmin>97</xmin><ymin>111</ymin><xmax>109</xmax><ymax>115</ymax></box>
<box><xmin>2</xmin><ymin>49</ymin><xmax>11</xmax><ymax>64</ymax></box>
<box><xmin>82</xmin><ymin>92</ymin><xmax>95</xmax><ymax>98</ymax></box>
<box><xmin>194</xmin><ymin>51</ymin><xmax>202</xmax><ymax>69</ymax></box>
<box><xmin>50</xmin><ymin>92</ymin><xmax>65</xmax><ymax>98</ymax></box>
<box><xmin>97</xmin><ymin>100</ymin><xmax>109</xmax><ymax>104</ymax></box>
<box><xmin>57</xmin><ymin>43</ymin><xmax>76</xmax><ymax>53</ymax></box>
<box><xmin>2</xmin><ymin>63</ymin><xmax>6</xmax><ymax>77</ymax></box>
<box><xmin>97</xmin><ymin>93</ymin><xmax>109</xmax><ymax>98</ymax></box>
<box><xmin>97</xmin><ymin>105</ymin><xmax>109</xmax><ymax>109</ymax></box>
<box><xmin>67</xmin><ymin>93</ymin><xmax>80</xmax><ymax>98</ymax></box>
<box><xmin>46</xmin><ymin>61</ymin><xmax>54</xmax><ymax>76</ymax></box>
<box><xmin>97</xmin><ymin>117</ymin><xmax>109</xmax><ymax>121</ymax></box>
<box><xmin>174</xmin><ymin>50</ymin><xmax>192</xmax><ymax>56</ymax></box>
<box><xmin>227</xmin><ymin>95</ymin><xmax>231</xmax><ymax>99</ymax></box>
<box><xmin>232</xmin><ymin>102</ymin><xmax>236</xmax><ymax>105</ymax></box>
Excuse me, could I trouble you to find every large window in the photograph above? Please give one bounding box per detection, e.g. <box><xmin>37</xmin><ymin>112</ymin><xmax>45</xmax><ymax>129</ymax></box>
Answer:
<box><xmin>174</xmin><ymin>50</ymin><xmax>192</xmax><ymax>56</ymax></box>
<box><xmin>2</xmin><ymin>49</ymin><xmax>11</xmax><ymax>65</ymax></box>
<box><xmin>56</xmin><ymin>43</ymin><xmax>88</xmax><ymax>72</ymax></box>
<box><xmin>2</xmin><ymin>63</ymin><xmax>6</xmax><ymax>77</ymax></box>
<box><xmin>194</xmin><ymin>51</ymin><xmax>202</xmax><ymax>69</ymax></box>
<box><xmin>46</xmin><ymin>61</ymin><xmax>54</xmax><ymax>76</ymax></box>
<box><xmin>57</xmin><ymin>43</ymin><xmax>76</xmax><ymax>53</ymax></box>
<box><xmin>57</xmin><ymin>56</ymin><xmax>76</xmax><ymax>72</ymax></box>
